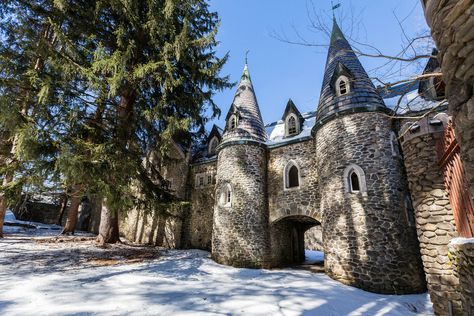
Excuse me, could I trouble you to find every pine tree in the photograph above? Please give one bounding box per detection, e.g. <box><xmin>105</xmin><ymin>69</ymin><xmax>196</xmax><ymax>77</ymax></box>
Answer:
<box><xmin>0</xmin><ymin>0</ymin><xmax>231</xmax><ymax>241</ymax></box>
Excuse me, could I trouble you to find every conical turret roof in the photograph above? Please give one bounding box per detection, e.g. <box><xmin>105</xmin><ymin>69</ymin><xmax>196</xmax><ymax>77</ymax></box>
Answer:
<box><xmin>222</xmin><ymin>63</ymin><xmax>267</xmax><ymax>143</ymax></box>
<box><xmin>316</xmin><ymin>19</ymin><xmax>385</xmax><ymax>122</ymax></box>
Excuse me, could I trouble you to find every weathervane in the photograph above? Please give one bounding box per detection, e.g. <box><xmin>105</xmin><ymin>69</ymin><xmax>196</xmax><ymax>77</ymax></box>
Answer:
<box><xmin>331</xmin><ymin>1</ymin><xmax>341</xmax><ymax>18</ymax></box>
<box><xmin>245</xmin><ymin>50</ymin><xmax>250</xmax><ymax>64</ymax></box>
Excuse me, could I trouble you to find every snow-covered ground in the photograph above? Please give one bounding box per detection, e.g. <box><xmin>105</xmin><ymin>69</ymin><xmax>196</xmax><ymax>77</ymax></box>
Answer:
<box><xmin>0</xmin><ymin>213</ymin><xmax>434</xmax><ymax>316</ymax></box>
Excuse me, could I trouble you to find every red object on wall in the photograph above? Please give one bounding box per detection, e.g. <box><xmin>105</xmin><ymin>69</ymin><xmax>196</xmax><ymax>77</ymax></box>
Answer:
<box><xmin>437</xmin><ymin>120</ymin><xmax>474</xmax><ymax>238</ymax></box>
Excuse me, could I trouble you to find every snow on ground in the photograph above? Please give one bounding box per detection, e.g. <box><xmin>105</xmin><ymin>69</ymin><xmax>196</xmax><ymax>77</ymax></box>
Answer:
<box><xmin>0</xmin><ymin>221</ymin><xmax>433</xmax><ymax>316</ymax></box>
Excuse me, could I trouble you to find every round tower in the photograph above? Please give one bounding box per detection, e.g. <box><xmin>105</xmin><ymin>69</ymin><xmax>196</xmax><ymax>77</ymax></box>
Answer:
<box><xmin>212</xmin><ymin>63</ymin><xmax>271</xmax><ymax>268</ymax></box>
<box><xmin>314</xmin><ymin>19</ymin><xmax>426</xmax><ymax>294</ymax></box>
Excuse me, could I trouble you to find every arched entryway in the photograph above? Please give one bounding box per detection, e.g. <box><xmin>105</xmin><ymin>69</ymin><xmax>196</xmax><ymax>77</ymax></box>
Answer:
<box><xmin>270</xmin><ymin>215</ymin><xmax>322</xmax><ymax>267</ymax></box>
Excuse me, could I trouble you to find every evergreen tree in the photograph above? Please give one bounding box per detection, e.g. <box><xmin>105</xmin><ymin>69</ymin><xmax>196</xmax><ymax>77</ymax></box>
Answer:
<box><xmin>0</xmin><ymin>0</ymin><xmax>231</xmax><ymax>241</ymax></box>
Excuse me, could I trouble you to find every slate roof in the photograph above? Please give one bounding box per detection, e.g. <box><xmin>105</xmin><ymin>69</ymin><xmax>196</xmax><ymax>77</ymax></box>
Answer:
<box><xmin>317</xmin><ymin>19</ymin><xmax>385</xmax><ymax>122</ymax></box>
<box><xmin>221</xmin><ymin>63</ymin><xmax>268</xmax><ymax>143</ymax></box>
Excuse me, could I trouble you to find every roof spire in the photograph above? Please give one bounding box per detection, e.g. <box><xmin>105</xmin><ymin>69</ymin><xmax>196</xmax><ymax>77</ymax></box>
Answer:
<box><xmin>241</xmin><ymin>51</ymin><xmax>251</xmax><ymax>82</ymax></box>
<box><xmin>316</xmin><ymin>15</ymin><xmax>385</xmax><ymax>122</ymax></box>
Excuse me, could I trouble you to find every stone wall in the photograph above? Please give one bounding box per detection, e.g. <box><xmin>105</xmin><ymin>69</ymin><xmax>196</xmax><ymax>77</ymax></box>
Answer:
<box><xmin>449</xmin><ymin>238</ymin><xmax>474</xmax><ymax>316</ymax></box>
<box><xmin>316</xmin><ymin>112</ymin><xmax>426</xmax><ymax>294</ymax></box>
<box><xmin>267</xmin><ymin>140</ymin><xmax>321</xmax><ymax>223</ymax></box>
<box><xmin>184</xmin><ymin>161</ymin><xmax>217</xmax><ymax>250</ymax></box>
<box><xmin>212</xmin><ymin>143</ymin><xmax>272</xmax><ymax>268</ymax></box>
<box><xmin>120</xmin><ymin>206</ymin><xmax>184</xmax><ymax>248</ymax></box>
<box><xmin>422</xmin><ymin>0</ymin><xmax>474</xmax><ymax>207</ymax></box>
<box><xmin>400</xmin><ymin>118</ymin><xmax>461</xmax><ymax>315</ymax></box>
<box><xmin>13</xmin><ymin>201</ymin><xmax>61</xmax><ymax>224</ymax></box>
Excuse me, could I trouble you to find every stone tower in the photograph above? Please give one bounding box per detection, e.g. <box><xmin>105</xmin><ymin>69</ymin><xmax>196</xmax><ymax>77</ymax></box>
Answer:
<box><xmin>212</xmin><ymin>63</ymin><xmax>271</xmax><ymax>268</ymax></box>
<box><xmin>314</xmin><ymin>19</ymin><xmax>426</xmax><ymax>294</ymax></box>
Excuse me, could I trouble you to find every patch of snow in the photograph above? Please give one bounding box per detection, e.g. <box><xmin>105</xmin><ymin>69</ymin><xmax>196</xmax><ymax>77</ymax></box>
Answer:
<box><xmin>304</xmin><ymin>250</ymin><xmax>324</xmax><ymax>264</ymax></box>
<box><xmin>4</xmin><ymin>210</ymin><xmax>16</xmax><ymax>222</ymax></box>
<box><xmin>0</xmin><ymin>238</ymin><xmax>434</xmax><ymax>316</ymax></box>
<box><xmin>449</xmin><ymin>237</ymin><xmax>474</xmax><ymax>245</ymax></box>
<box><xmin>266</xmin><ymin>114</ymin><xmax>316</xmax><ymax>146</ymax></box>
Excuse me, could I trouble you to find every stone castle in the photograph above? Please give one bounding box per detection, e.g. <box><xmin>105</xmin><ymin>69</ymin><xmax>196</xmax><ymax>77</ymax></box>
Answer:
<box><xmin>136</xmin><ymin>19</ymin><xmax>439</xmax><ymax>295</ymax></box>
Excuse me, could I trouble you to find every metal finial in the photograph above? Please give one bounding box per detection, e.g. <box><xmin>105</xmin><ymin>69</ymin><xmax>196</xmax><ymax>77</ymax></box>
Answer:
<box><xmin>331</xmin><ymin>1</ymin><xmax>341</xmax><ymax>19</ymax></box>
<box><xmin>245</xmin><ymin>50</ymin><xmax>250</xmax><ymax>65</ymax></box>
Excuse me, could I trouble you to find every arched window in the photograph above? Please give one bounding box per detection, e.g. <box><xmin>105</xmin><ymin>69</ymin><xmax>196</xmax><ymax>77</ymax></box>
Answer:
<box><xmin>343</xmin><ymin>164</ymin><xmax>367</xmax><ymax>195</ymax></box>
<box><xmin>286</xmin><ymin>115</ymin><xmax>298</xmax><ymax>137</ymax></box>
<box><xmin>284</xmin><ymin>162</ymin><xmax>300</xmax><ymax>189</ymax></box>
<box><xmin>350</xmin><ymin>172</ymin><xmax>360</xmax><ymax>192</ymax></box>
<box><xmin>336</xmin><ymin>76</ymin><xmax>350</xmax><ymax>96</ymax></box>
<box><xmin>208</xmin><ymin>137</ymin><xmax>219</xmax><ymax>156</ymax></box>
<box><xmin>229</xmin><ymin>115</ymin><xmax>237</xmax><ymax>130</ymax></box>
<box><xmin>218</xmin><ymin>183</ymin><xmax>232</xmax><ymax>207</ymax></box>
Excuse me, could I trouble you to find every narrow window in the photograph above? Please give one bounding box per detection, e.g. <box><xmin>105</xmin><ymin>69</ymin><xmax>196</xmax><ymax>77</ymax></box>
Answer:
<box><xmin>226</xmin><ymin>190</ymin><xmax>231</xmax><ymax>204</ymax></box>
<box><xmin>208</xmin><ymin>138</ymin><xmax>218</xmax><ymax>156</ymax></box>
<box><xmin>288</xmin><ymin>165</ymin><xmax>299</xmax><ymax>188</ymax></box>
<box><xmin>339</xmin><ymin>79</ymin><xmax>347</xmax><ymax>95</ymax></box>
<box><xmin>229</xmin><ymin>115</ymin><xmax>237</xmax><ymax>130</ymax></box>
<box><xmin>199</xmin><ymin>176</ymin><xmax>204</xmax><ymax>186</ymax></box>
<box><xmin>219</xmin><ymin>183</ymin><xmax>232</xmax><ymax>207</ymax></box>
<box><xmin>287</xmin><ymin>116</ymin><xmax>297</xmax><ymax>136</ymax></box>
<box><xmin>350</xmin><ymin>171</ymin><xmax>360</xmax><ymax>192</ymax></box>
<box><xmin>207</xmin><ymin>175</ymin><xmax>212</xmax><ymax>185</ymax></box>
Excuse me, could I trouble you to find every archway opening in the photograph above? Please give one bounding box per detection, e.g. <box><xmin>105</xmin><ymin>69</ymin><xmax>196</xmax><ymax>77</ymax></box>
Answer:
<box><xmin>270</xmin><ymin>215</ymin><xmax>323</xmax><ymax>268</ymax></box>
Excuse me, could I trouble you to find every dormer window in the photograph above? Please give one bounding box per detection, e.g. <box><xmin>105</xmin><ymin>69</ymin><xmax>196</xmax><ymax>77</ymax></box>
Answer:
<box><xmin>285</xmin><ymin>114</ymin><xmax>299</xmax><ymax>137</ymax></box>
<box><xmin>336</xmin><ymin>76</ymin><xmax>350</xmax><ymax>96</ymax></box>
<box><xmin>208</xmin><ymin>137</ymin><xmax>219</xmax><ymax>156</ymax></box>
<box><xmin>229</xmin><ymin>115</ymin><xmax>237</xmax><ymax>130</ymax></box>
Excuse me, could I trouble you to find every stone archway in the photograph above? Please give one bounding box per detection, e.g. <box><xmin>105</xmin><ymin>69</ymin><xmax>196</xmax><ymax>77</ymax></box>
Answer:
<box><xmin>270</xmin><ymin>215</ymin><xmax>322</xmax><ymax>267</ymax></box>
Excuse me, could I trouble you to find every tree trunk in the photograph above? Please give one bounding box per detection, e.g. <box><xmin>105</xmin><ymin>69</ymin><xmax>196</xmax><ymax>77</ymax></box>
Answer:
<box><xmin>0</xmin><ymin>176</ymin><xmax>11</xmax><ymax>238</ymax></box>
<box><xmin>62</xmin><ymin>195</ymin><xmax>81</xmax><ymax>235</ymax></box>
<box><xmin>56</xmin><ymin>192</ymin><xmax>68</xmax><ymax>226</ymax></box>
<box><xmin>96</xmin><ymin>201</ymin><xmax>120</xmax><ymax>245</ymax></box>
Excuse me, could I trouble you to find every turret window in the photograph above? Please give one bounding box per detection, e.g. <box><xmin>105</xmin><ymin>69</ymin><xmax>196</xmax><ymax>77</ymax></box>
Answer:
<box><xmin>218</xmin><ymin>183</ymin><xmax>233</xmax><ymax>207</ymax></box>
<box><xmin>229</xmin><ymin>115</ymin><xmax>237</xmax><ymax>130</ymax></box>
<box><xmin>284</xmin><ymin>161</ymin><xmax>301</xmax><ymax>190</ymax></box>
<box><xmin>350</xmin><ymin>172</ymin><xmax>360</xmax><ymax>192</ymax></box>
<box><xmin>336</xmin><ymin>76</ymin><xmax>351</xmax><ymax>96</ymax></box>
<box><xmin>343</xmin><ymin>164</ymin><xmax>367</xmax><ymax>195</ymax></box>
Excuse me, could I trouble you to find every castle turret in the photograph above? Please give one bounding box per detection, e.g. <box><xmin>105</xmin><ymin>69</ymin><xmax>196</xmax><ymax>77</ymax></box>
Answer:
<box><xmin>314</xmin><ymin>19</ymin><xmax>426</xmax><ymax>294</ymax></box>
<box><xmin>212</xmin><ymin>62</ymin><xmax>271</xmax><ymax>268</ymax></box>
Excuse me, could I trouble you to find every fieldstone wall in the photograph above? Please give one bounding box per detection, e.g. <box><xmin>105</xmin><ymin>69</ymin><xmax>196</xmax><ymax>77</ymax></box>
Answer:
<box><xmin>267</xmin><ymin>140</ymin><xmax>321</xmax><ymax>223</ymax></box>
<box><xmin>315</xmin><ymin>112</ymin><xmax>426</xmax><ymax>294</ymax></box>
<box><xmin>184</xmin><ymin>161</ymin><xmax>217</xmax><ymax>250</ymax></box>
<box><xmin>400</xmin><ymin>120</ymin><xmax>461</xmax><ymax>315</ymax></box>
<box><xmin>422</xmin><ymin>0</ymin><xmax>474</xmax><ymax>206</ymax></box>
<box><xmin>120</xmin><ymin>206</ymin><xmax>184</xmax><ymax>248</ymax></box>
<box><xmin>212</xmin><ymin>143</ymin><xmax>272</xmax><ymax>268</ymax></box>
<box><xmin>449</xmin><ymin>239</ymin><xmax>474</xmax><ymax>316</ymax></box>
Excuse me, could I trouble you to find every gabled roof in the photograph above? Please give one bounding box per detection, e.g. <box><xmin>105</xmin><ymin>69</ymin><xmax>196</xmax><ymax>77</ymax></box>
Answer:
<box><xmin>281</xmin><ymin>99</ymin><xmax>304</xmax><ymax>123</ymax></box>
<box><xmin>316</xmin><ymin>19</ymin><xmax>385</xmax><ymax>122</ymax></box>
<box><xmin>207</xmin><ymin>124</ymin><xmax>222</xmax><ymax>142</ymax></box>
<box><xmin>221</xmin><ymin>63</ymin><xmax>267</xmax><ymax>143</ymax></box>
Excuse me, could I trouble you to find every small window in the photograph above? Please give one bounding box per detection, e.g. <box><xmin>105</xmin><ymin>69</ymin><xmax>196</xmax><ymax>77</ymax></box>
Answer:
<box><xmin>229</xmin><ymin>115</ymin><xmax>237</xmax><ymax>130</ymax></box>
<box><xmin>350</xmin><ymin>172</ymin><xmax>360</xmax><ymax>192</ymax></box>
<box><xmin>207</xmin><ymin>174</ymin><xmax>212</xmax><ymax>185</ymax></box>
<box><xmin>344</xmin><ymin>164</ymin><xmax>367</xmax><ymax>195</ymax></box>
<box><xmin>287</xmin><ymin>115</ymin><xmax>298</xmax><ymax>136</ymax></box>
<box><xmin>218</xmin><ymin>183</ymin><xmax>232</xmax><ymax>207</ymax></box>
<box><xmin>208</xmin><ymin>137</ymin><xmax>219</xmax><ymax>156</ymax></box>
<box><xmin>336</xmin><ymin>76</ymin><xmax>351</xmax><ymax>96</ymax></box>
<box><xmin>199</xmin><ymin>176</ymin><xmax>204</xmax><ymax>186</ymax></box>
<box><xmin>288</xmin><ymin>166</ymin><xmax>299</xmax><ymax>188</ymax></box>
<box><xmin>284</xmin><ymin>162</ymin><xmax>300</xmax><ymax>189</ymax></box>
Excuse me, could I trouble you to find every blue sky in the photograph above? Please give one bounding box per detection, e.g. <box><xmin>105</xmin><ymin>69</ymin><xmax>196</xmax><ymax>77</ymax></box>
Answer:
<box><xmin>207</xmin><ymin>0</ymin><xmax>431</xmax><ymax>129</ymax></box>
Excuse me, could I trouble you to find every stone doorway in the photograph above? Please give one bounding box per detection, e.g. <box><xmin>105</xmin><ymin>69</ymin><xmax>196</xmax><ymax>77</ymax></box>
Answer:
<box><xmin>270</xmin><ymin>215</ymin><xmax>323</xmax><ymax>267</ymax></box>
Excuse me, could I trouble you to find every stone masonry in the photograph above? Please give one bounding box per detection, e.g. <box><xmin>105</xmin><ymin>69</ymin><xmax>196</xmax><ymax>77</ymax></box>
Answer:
<box><xmin>422</xmin><ymin>0</ymin><xmax>474</xmax><ymax>206</ymax></box>
<box><xmin>449</xmin><ymin>239</ymin><xmax>474</xmax><ymax>316</ymax></box>
<box><xmin>400</xmin><ymin>116</ymin><xmax>461</xmax><ymax>315</ymax></box>
<box><xmin>316</xmin><ymin>112</ymin><xmax>426</xmax><ymax>294</ymax></box>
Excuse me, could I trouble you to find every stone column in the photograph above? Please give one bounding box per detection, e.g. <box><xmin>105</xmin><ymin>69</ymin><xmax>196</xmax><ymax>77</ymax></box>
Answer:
<box><xmin>449</xmin><ymin>239</ymin><xmax>474</xmax><ymax>316</ymax></box>
<box><xmin>422</xmin><ymin>0</ymin><xmax>474</xmax><ymax>205</ymax></box>
<box><xmin>400</xmin><ymin>115</ymin><xmax>461</xmax><ymax>315</ymax></box>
